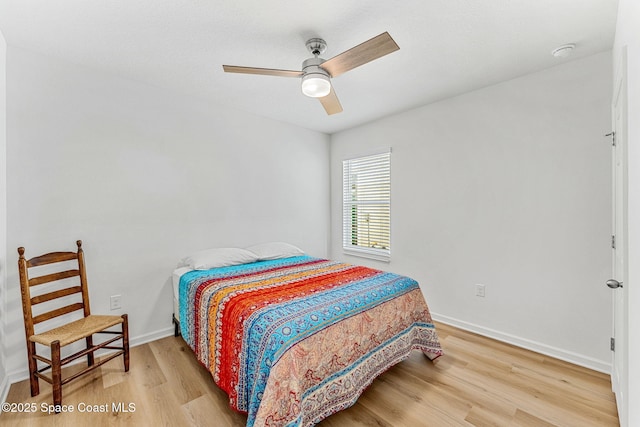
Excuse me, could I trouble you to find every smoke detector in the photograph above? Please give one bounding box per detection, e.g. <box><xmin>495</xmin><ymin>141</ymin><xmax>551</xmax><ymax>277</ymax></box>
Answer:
<box><xmin>551</xmin><ymin>44</ymin><xmax>575</xmax><ymax>58</ymax></box>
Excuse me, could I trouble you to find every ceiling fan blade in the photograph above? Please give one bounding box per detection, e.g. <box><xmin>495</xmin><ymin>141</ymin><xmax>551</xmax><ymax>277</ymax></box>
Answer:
<box><xmin>319</xmin><ymin>87</ymin><xmax>343</xmax><ymax>115</ymax></box>
<box><xmin>222</xmin><ymin>65</ymin><xmax>303</xmax><ymax>78</ymax></box>
<box><xmin>320</xmin><ymin>32</ymin><xmax>399</xmax><ymax>78</ymax></box>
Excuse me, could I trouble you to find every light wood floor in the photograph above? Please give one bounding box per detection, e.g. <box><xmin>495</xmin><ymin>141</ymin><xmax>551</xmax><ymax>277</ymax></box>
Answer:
<box><xmin>1</xmin><ymin>322</ymin><xmax>619</xmax><ymax>426</ymax></box>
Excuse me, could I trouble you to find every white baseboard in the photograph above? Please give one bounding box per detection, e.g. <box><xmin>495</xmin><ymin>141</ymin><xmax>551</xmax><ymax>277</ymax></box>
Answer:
<box><xmin>130</xmin><ymin>326</ymin><xmax>174</xmax><ymax>348</ymax></box>
<box><xmin>2</xmin><ymin>326</ymin><xmax>175</xmax><ymax>394</ymax></box>
<box><xmin>432</xmin><ymin>313</ymin><xmax>612</xmax><ymax>374</ymax></box>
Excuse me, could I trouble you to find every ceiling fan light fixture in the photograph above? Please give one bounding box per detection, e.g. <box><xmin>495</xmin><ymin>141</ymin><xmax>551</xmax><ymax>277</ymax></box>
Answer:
<box><xmin>301</xmin><ymin>73</ymin><xmax>331</xmax><ymax>98</ymax></box>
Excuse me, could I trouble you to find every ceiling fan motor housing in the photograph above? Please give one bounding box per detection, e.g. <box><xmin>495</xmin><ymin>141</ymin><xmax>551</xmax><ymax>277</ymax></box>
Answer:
<box><xmin>302</xmin><ymin>57</ymin><xmax>329</xmax><ymax>78</ymax></box>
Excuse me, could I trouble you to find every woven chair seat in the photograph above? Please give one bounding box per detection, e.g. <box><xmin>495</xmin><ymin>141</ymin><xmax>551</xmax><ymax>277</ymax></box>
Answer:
<box><xmin>30</xmin><ymin>315</ymin><xmax>124</xmax><ymax>347</ymax></box>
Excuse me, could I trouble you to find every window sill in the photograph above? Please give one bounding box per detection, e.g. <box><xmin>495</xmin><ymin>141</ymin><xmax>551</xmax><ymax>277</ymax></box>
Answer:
<box><xmin>342</xmin><ymin>247</ymin><xmax>391</xmax><ymax>263</ymax></box>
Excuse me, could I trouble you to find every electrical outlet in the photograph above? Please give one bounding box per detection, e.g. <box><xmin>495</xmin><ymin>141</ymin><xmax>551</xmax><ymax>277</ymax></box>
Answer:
<box><xmin>475</xmin><ymin>284</ymin><xmax>486</xmax><ymax>298</ymax></box>
<box><xmin>110</xmin><ymin>294</ymin><xmax>122</xmax><ymax>310</ymax></box>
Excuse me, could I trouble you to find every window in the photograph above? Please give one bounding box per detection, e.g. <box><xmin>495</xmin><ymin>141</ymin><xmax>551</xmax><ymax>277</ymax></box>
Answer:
<box><xmin>342</xmin><ymin>150</ymin><xmax>391</xmax><ymax>261</ymax></box>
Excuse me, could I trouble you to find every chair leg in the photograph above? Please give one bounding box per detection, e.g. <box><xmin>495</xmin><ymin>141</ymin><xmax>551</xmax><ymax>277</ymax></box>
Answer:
<box><xmin>26</xmin><ymin>341</ymin><xmax>39</xmax><ymax>397</ymax></box>
<box><xmin>85</xmin><ymin>336</ymin><xmax>95</xmax><ymax>366</ymax></box>
<box><xmin>51</xmin><ymin>340</ymin><xmax>62</xmax><ymax>408</ymax></box>
<box><xmin>121</xmin><ymin>314</ymin><xmax>130</xmax><ymax>372</ymax></box>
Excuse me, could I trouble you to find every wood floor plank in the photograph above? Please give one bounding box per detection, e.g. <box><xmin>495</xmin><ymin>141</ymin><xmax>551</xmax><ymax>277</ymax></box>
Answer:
<box><xmin>513</xmin><ymin>408</ymin><xmax>558</xmax><ymax>427</ymax></box>
<box><xmin>464</xmin><ymin>404</ymin><xmax>519</xmax><ymax>427</ymax></box>
<box><xmin>353</xmin><ymin>379</ymin><xmax>471</xmax><ymax>427</ymax></box>
<box><xmin>181</xmin><ymin>393</ymin><xmax>246</xmax><ymax>427</ymax></box>
<box><xmin>390</xmin><ymin>354</ymin><xmax>520</xmax><ymax>423</ymax></box>
<box><xmin>1</xmin><ymin>323</ymin><xmax>619</xmax><ymax>426</ymax></box>
<box><xmin>147</xmin><ymin>338</ymin><xmax>206</xmax><ymax>405</ymax></box>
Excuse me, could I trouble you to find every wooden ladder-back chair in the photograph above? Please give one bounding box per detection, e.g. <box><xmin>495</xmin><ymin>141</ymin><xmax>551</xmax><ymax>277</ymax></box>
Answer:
<box><xmin>17</xmin><ymin>240</ymin><xmax>129</xmax><ymax>408</ymax></box>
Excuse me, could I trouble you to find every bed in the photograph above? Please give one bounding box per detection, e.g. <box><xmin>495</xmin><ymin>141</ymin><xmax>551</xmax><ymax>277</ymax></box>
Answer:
<box><xmin>172</xmin><ymin>244</ymin><xmax>443</xmax><ymax>427</ymax></box>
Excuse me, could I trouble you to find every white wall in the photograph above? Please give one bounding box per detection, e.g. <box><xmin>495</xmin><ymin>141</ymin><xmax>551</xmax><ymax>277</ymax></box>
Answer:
<box><xmin>0</xmin><ymin>29</ymin><xmax>8</xmax><ymax>401</ymax></box>
<box><xmin>331</xmin><ymin>52</ymin><xmax>612</xmax><ymax>371</ymax></box>
<box><xmin>613</xmin><ymin>1</ymin><xmax>640</xmax><ymax>425</ymax></box>
<box><xmin>3</xmin><ymin>47</ymin><xmax>330</xmax><ymax>381</ymax></box>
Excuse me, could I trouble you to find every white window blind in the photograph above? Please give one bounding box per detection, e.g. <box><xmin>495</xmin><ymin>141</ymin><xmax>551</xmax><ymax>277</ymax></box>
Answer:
<box><xmin>342</xmin><ymin>150</ymin><xmax>391</xmax><ymax>261</ymax></box>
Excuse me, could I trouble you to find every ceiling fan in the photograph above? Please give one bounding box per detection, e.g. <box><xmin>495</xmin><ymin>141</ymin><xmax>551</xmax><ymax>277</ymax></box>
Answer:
<box><xmin>222</xmin><ymin>32</ymin><xmax>399</xmax><ymax>115</ymax></box>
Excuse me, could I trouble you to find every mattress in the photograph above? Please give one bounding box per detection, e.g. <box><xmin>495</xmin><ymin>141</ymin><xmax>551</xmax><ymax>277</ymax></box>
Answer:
<box><xmin>172</xmin><ymin>266</ymin><xmax>190</xmax><ymax>320</ymax></box>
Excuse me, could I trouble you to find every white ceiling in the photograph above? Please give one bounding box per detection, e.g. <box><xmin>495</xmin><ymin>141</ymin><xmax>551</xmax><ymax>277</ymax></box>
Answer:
<box><xmin>0</xmin><ymin>0</ymin><xmax>619</xmax><ymax>134</ymax></box>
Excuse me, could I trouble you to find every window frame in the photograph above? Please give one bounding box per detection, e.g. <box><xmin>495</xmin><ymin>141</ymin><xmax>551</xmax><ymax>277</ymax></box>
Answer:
<box><xmin>342</xmin><ymin>148</ymin><xmax>391</xmax><ymax>262</ymax></box>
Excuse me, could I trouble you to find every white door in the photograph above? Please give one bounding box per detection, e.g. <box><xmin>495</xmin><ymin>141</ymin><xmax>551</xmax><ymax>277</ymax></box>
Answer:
<box><xmin>610</xmin><ymin>52</ymin><xmax>628</xmax><ymax>425</ymax></box>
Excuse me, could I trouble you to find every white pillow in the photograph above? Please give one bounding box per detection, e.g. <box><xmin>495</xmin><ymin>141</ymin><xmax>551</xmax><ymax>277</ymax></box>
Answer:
<box><xmin>246</xmin><ymin>242</ymin><xmax>305</xmax><ymax>260</ymax></box>
<box><xmin>178</xmin><ymin>247</ymin><xmax>259</xmax><ymax>270</ymax></box>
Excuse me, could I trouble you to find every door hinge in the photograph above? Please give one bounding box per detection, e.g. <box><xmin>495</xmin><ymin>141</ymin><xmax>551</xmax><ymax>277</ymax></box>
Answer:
<box><xmin>606</xmin><ymin>131</ymin><xmax>616</xmax><ymax>146</ymax></box>
<box><xmin>612</xmin><ymin>235</ymin><xmax>616</xmax><ymax>249</ymax></box>
<box><xmin>611</xmin><ymin>337</ymin><xmax>615</xmax><ymax>352</ymax></box>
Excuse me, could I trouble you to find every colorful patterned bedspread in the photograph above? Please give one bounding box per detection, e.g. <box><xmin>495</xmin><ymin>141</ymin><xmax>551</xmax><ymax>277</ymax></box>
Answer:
<box><xmin>179</xmin><ymin>256</ymin><xmax>443</xmax><ymax>427</ymax></box>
